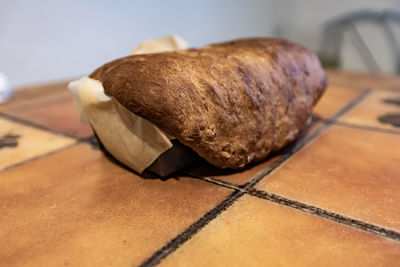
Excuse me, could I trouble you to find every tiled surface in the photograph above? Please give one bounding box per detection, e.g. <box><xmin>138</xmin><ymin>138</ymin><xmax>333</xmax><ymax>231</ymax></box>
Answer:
<box><xmin>339</xmin><ymin>90</ymin><xmax>400</xmax><ymax>132</ymax></box>
<box><xmin>0</xmin><ymin>82</ymin><xmax>70</xmax><ymax>112</ymax></box>
<box><xmin>0</xmin><ymin>117</ymin><xmax>76</xmax><ymax>171</ymax></box>
<box><xmin>195</xmin><ymin>85</ymin><xmax>361</xmax><ymax>186</ymax></box>
<box><xmin>257</xmin><ymin>125</ymin><xmax>400</xmax><ymax>231</ymax></box>
<box><xmin>186</xmin><ymin>154</ymin><xmax>281</xmax><ymax>186</ymax></box>
<box><xmin>161</xmin><ymin>195</ymin><xmax>400</xmax><ymax>267</ymax></box>
<box><xmin>187</xmin><ymin>119</ymin><xmax>322</xmax><ymax>186</ymax></box>
<box><xmin>6</xmin><ymin>97</ymin><xmax>93</xmax><ymax>137</ymax></box>
<box><xmin>327</xmin><ymin>69</ymin><xmax>400</xmax><ymax>91</ymax></box>
<box><xmin>0</xmin><ymin>144</ymin><xmax>232</xmax><ymax>267</ymax></box>
<box><xmin>0</xmin><ymin>72</ymin><xmax>400</xmax><ymax>267</ymax></box>
<box><xmin>313</xmin><ymin>86</ymin><xmax>361</xmax><ymax>119</ymax></box>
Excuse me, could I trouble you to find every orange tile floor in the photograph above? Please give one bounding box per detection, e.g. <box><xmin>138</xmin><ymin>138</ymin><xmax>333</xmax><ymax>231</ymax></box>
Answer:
<box><xmin>0</xmin><ymin>70</ymin><xmax>400</xmax><ymax>266</ymax></box>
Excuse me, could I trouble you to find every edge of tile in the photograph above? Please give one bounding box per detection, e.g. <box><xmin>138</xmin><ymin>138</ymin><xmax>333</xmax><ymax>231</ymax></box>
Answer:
<box><xmin>138</xmin><ymin>89</ymin><xmax>373</xmax><ymax>266</ymax></box>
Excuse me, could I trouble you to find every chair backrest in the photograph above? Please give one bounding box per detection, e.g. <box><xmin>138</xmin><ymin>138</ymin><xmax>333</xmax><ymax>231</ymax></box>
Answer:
<box><xmin>318</xmin><ymin>9</ymin><xmax>400</xmax><ymax>73</ymax></box>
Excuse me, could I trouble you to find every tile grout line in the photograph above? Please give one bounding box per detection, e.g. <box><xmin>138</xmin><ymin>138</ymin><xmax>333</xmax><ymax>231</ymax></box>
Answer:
<box><xmin>189</xmin><ymin>89</ymin><xmax>400</xmax><ymax>241</ymax></box>
<box><xmin>187</xmin><ymin>173</ymin><xmax>400</xmax><ymax>242</ymax></box>
<box><xmin>0</xmin><ymin>111</ymin><xmax>99</xmax><ymax>173</ymax></box>
<box><xmin>244</xmin><ymin>88</ymin><xmax>372</xmax><ymax>188</ymax></box>
<box><xmin>312</xmin><ymin>114</ymin><xmax>400</xmax><ymax>136</ymax></box>
<box><xmin>0</xmin><ymin>137</ymin><xmax>98</xmax><ymax>174</ymax></box>
<box><xmin>184</xmin><ymin>172</ymin><xmax>248</xmax><ymax>192</ymax></box>
<box><xmin>0</xmin><ymin>112</ymin><xmax>96</xmax><ymax>144</ymax></box>
<box><xmin>3</xmin><ymin>94</ymin><xmax>72</xmax><ymax>114</ymax></box>
<box><xmin>249</xmin><ymin>188</ymin><xmax>400</xmax><ymax>241</ymax></box>
<box><xmin>3</xmin><ymin>86</ymin><xmax>389</xmax><ymax>263</ymax></box>
<box><xmin>137</xmin><ymin>189</ymin><xmax>245</xmax><ymax>267</ymax></box>
<box><xmin>138</xmin><ymin>88</ymin><xmax>372</xmax><ymax>267</ymax></box>
<box><xmin>0</xmin><ymin>112</ymin><xmax>80</xmax><ymax>139</ymax></box>
<box><xmin>0</xmin><ymin>141</ymin><xmax>79</xmax><ymax>173</ymax></box>
<box><xmin>332</xmin><ymin>120</ymin><xmax>400</xmax><ymax>136</ymax></box>
<box><xmin>188</xmin><ymin>87</ymin><xmax>400</xmax><ymax>240</ymax></box>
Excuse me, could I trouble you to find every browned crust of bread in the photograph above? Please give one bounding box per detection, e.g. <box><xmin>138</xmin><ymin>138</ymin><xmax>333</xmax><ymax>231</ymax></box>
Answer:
<box><xmin>90</xmin><ymin>38</ymin><xmax>327</xmax><ymax>169</ymax></box>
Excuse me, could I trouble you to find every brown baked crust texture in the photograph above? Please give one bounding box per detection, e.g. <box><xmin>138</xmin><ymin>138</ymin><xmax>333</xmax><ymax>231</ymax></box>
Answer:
<box><xmin>90</xmin><ymin>38</ymin><xmax>327</xmax><ymax>169</ymax></box>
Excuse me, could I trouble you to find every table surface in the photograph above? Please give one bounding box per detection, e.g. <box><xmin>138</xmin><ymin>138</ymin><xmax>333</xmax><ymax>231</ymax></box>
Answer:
<box><xmin>1</xmin><ymin>70</ymin><xmax>400</xmax><ymax>266</ymax></box>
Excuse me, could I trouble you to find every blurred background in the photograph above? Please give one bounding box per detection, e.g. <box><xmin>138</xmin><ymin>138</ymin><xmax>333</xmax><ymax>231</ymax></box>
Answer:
<box><xmin>1</xmin><ymin>0</ymin><xmax>400</xmax><ymax>88</ymax></box>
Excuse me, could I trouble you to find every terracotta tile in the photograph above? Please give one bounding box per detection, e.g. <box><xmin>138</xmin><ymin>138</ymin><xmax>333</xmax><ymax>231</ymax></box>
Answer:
<box><xmin>0</xmin><ymin>82</ymin><xmax>70</xmax><ymax>112</ymax></box>
<box><xmin>6</xmin><ymin>97</ymin><xmax>93</xmax><ymax>137</ymax></box>
<box><xmin>0</xmin><ymin>118</ymin><xmax>76</xmax><ymax>171</ymax></box>
<box><xmin>327</xmin><ymin>69</ymin><xmax>400</xmax><ymax>92</ymax></box>
<box><xmin>186</xmin><ymin>155</ymin><xmax>280</xmax><ymax>186</ymax></box>
<box><xmin>187</xmin><ymin>119</ymin><xmax>323</xmax><ymax>186</ymax></box>
<box><xmin>257</xmin><ymin>125</ymin><xmax>400</xmax><ymax>231</ymax></box>
<box><xmin>339</xmin><ymin>90</ymin><xmax>400</xmax><ymax>132</ymax></box>
<box><xmin>313</xmin><ymin>86</ymin><xmax>361</xmax><ymax>119</ymax></box>
<box><xmin>161</xmin><ymin>195</ymin><xmax>400</xmax><ymax>267</ymax></box>
<box><xmin>0</xmin><ymin>144</ymin><xmax>232</xmax><ymax>267</ymax></box>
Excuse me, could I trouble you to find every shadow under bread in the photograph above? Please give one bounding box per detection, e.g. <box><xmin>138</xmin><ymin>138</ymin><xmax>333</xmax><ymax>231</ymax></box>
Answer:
<box><xmin>92</xmin><ymin>116</ymin><xmax>319</xmax><ymax>181</ymax></box>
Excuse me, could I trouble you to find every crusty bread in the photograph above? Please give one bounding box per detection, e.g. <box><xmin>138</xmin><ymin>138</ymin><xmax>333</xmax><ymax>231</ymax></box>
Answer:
<box><xmin>90</xmin><ymin>38</ymin><xmax>327</xmax><ymax>169</ymax></box>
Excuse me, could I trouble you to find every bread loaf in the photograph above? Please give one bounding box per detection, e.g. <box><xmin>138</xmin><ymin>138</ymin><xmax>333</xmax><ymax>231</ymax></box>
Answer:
<box><xmin>90</xmin><ymin>38</ymin><xmax>327</xmax><ymax>169</ymax></box>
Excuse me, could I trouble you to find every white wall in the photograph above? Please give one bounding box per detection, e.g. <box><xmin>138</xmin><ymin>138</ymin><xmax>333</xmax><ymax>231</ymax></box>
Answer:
<box><xmin>0</xmin><ymin>0</ymin><xmax>278</xmax><ymax>87</ymax></box>
<box><xmin>1</xmin><ymin>0</ymin><xmax>400</xmax><ymax>87</ymax></box>
<box><xmin>276</xmin><ymin>0</ymin><xmax>400</xmax><ymax>73</ymax></box>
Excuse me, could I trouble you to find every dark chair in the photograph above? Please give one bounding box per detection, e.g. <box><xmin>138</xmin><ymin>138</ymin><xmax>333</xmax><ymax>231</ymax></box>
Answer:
<box><xmin>318</xmin><ymin>9</ymin><xmax>400</xmax><ymax>73</ymax></box>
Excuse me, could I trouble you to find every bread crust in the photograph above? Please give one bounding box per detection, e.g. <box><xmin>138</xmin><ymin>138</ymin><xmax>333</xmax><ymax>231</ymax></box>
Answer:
<box><xmin>90</xmin><ymin>38</ymin><xmax>327</xmax><ymax>169</ymax></box>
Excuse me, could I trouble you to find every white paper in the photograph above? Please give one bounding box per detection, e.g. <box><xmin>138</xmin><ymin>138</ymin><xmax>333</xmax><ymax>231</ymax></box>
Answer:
<box><xmin>68</xmin><ymin>36</ymin><xmax>190</xmax><ymax>173</ymax></box>
<box><xmin>131</xmin><ymin>35</ymin><xmax>190</xmax><ymax>55</ymax></box>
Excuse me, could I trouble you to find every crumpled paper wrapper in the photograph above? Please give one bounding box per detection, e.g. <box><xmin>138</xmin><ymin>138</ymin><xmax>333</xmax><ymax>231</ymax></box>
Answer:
<box><xmin>68</xmin><ymin>35</ymin><xmax>190</xmax><ymax>173</ymax></box>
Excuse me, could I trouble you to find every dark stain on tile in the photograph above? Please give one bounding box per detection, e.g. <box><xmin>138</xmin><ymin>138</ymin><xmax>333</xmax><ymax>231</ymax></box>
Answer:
<box><xmin>0</xmin><ymin>133</ymin><xmax>20</xmax><ymax>149</ymax></box>
<box><xmin>380</xmin><ymin>98</ymin><xmax>400</xmax><ymax>127</ymax></box>
<box><xmin>378</xmin><ymin>113</ymin><xmax>400</xmax><ymax>128</ymax></box>
<box><xmin>383</xmin><ymin>98</ymin><xmax>400</xmax><ymax>106</ymax></box>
